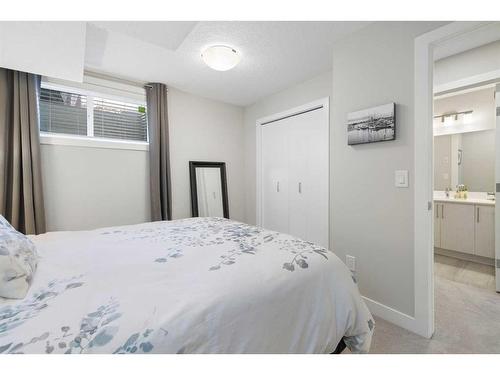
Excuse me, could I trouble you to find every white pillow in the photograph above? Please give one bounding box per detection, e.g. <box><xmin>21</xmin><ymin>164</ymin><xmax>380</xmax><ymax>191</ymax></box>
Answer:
<box><xmin>0</xmin><ymin>215</ymin><xmax>38</xmax><ymax>299</ymax></box>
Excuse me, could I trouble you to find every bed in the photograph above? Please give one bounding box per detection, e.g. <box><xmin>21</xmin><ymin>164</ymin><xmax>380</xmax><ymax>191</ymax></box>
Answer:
<box><xmin>0</xmin><ymin>217</ymin><xmax>373</xmax><ymax>354</ymax></box>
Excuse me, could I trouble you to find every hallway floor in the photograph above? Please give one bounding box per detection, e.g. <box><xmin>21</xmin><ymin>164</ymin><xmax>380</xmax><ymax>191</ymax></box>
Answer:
<box><xmin>366</xmin><ymin>255</ymin><xmax>500</xmax><ymax>353</ymax></box>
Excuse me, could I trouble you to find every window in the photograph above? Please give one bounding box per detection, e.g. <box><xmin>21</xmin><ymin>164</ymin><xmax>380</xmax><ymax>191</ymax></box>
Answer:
<box><xmin>39</xmin><ymin>84</ymin><xmax>148</xmax><ymax>143</ymax></box>
<box><xmin>40</xmin><ymin>88</ymin><xmax>87</xmax><ymax>136</ymax></box>
<box><xmin>93</xmin><ymin>97</ymin><xmax>148</xmax><ymax>142</ymax></box>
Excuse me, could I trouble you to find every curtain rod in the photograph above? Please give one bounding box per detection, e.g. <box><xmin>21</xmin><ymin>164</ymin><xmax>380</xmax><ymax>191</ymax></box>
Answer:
<box><xmin>84</xmin><ymin>70</ymin><xmax>160</xmax><ymax>90</ymax></box>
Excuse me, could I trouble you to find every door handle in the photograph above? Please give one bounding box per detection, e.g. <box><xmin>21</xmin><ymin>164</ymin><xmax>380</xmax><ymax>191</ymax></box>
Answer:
<box><xmin>436</xmin><ymin>204</ymin><xmax>439</xmax><ymax>219</ymax></box>
<box><xmin>441</xmin><ymin>204</ymin><xmax>444</xmax><ymax>219</ymax></box>
<box><xmin>298</xmin><ymin>182</ymin><xmax>302</xmax><ymax>194</ymax></box>
<box><xmin>276</xmin><ymin>181</ymin><xmax>280</xmax><ymax>193</ymax></box>
<box><xmin>477</xmin><ymin>207</ymin><xmax>480</xmax><ymax>223</ymax></box>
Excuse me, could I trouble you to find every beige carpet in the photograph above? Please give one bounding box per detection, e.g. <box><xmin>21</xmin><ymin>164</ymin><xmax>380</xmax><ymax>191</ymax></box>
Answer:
<box><xmin>368</xmin><ymin>275</ymin><xmax>500</xmax><ymax>353</ymax></box>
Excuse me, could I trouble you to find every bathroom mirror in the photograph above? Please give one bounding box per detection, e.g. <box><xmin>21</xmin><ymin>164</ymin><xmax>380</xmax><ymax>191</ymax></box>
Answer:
<box><xmin>433</xmin><ymin>85</ymin><xmax>496</xmax><ymax>193</ymax></box>
<box><xmin>434</xmin><ymin>130</ymin><xmax>495</xmax><ymax>192</ymax></box>
<box><xmin>189</xmin><ymin>161</ymin><xmax>229</xmax><ymax>218</ymax></box>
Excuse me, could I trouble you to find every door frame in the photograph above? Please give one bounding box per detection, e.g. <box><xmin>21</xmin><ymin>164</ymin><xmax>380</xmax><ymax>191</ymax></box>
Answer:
<box><xmin>414</xmin><ymin>21</ymin><xmax>498</xmax><ymax>338</ymax></box>
<box><xmin>255</xmin><ymin>97</ymin><xmax>330</xmax><ymax>245</ymax></box>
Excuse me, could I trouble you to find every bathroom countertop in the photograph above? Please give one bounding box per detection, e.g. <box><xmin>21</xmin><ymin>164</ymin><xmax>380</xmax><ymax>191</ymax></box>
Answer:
<box><xmin>433</xmin><ymin>195</ymin><xmax>495</xmax><ymax>206</ymax></box>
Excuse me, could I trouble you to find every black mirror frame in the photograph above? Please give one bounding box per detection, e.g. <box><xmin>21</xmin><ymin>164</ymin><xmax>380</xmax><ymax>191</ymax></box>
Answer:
<box><xmin>189</xmin><ymin>161</ymin><xmax>230</xmax><ymax>219</ymax></box>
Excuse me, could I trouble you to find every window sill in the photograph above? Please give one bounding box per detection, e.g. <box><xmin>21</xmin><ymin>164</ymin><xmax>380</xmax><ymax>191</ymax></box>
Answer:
<box><xmin>39</xmin><ymin>133</ymin><xmax>149</xmax><ymax>151</ymax></box>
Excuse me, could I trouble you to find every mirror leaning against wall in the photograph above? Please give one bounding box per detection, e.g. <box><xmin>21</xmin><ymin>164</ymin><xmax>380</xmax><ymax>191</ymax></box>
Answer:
<box><xmin>189</xmin><ymin>161</ymin><xmax>229</xmax><ymax>219</ymax></box>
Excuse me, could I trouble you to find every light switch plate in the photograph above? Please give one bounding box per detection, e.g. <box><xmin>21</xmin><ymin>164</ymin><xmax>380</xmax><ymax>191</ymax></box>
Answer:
<box><xmin>395</xmin><ymin>170</ymin><xmax>409</xmax><ymax>188</ymax></box>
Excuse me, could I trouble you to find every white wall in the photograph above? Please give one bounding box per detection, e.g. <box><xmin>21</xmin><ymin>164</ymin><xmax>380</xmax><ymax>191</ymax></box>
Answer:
<box><xmin>0</xmin><ymin>22</ymin><xmax>86</xmax><ymax>82</ymax></box>
<box><xmin>41</xmin><ymin>144</ymin><xmax>150</xmax><ymax>232</ymax></box>
<box><xmin>168</xmin><ymin>88</ymin><xmax>245</xmax><ymax>221</ymax></box>
<box><xmin>434</xmin><ymin>87</ymin><xmax>496</xmax><ymax>136</ymax></box>
<box><xmin>434</xmin><ymin>40</ymin><xmax>500</xmax><ymax>88</ymax></box>
<box><xmin>243</xmin><ymin>71</ymin><xmax>332</xmax><ymax>224</ymax></box>
<box><xmin>330</xmin><ymin>22</ymin><xmax>445</xmax><ymax>317</ymax></box>
<box><xmin>42</xmin><ymin>87</ymin><xmax>245</xmax><ymax>231</ymax></box>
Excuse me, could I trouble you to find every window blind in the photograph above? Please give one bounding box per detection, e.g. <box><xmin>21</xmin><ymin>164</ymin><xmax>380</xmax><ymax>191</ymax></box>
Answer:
<box><xmin>93</xmin><ymin>97</ymin><xmax>148</xmax><ymax>142</ymax></box>
<box><xmin>39</xmin><ymin>87</ymin><xmax>87</xmax><ymax>136</ymax></box>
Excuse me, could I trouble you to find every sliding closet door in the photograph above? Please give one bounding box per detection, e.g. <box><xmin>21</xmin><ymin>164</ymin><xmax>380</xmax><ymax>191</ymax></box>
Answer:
<box><xmin>288</xmin><ymin>109</ymin><xmax>329</xmax><ymax>247</ymax></box>
<box><xmin>261</xmin><ymin>120</ymin><xmax>289</xmax><ymax>233</ymax></box>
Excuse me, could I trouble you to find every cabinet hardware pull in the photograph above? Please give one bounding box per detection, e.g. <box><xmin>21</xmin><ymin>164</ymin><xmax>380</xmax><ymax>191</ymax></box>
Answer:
<box><xmin>298</xmin><ymin>182</ymin><xmax>302</xmax><ymax>194</ymax></box>
<box><xmin>441</xmin><ymin>205</ymin><xmax>444</xmax><ymax>219</ymax></box>
<box><xmin>477</xmin><ymin>207</ymin><xmax>480</xmax><ymax>223</ymax></box>
<box><xmin>277</xmin><ymin>181</ymin><xmax>280</xmax><ymax>193</ymax></box>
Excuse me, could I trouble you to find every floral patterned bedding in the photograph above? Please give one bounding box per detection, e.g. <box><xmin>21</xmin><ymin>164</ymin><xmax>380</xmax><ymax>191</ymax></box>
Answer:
<box><xmin>0</xmin><ymin>217</ymin><xmax>373</xmax><ymax>354</ymax></box>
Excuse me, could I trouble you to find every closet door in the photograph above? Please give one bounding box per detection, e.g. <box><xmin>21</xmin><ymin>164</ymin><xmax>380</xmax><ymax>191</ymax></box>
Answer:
<box><xmin>288</xmin><ymin>114</ymin><xmax>308</xmax><ymax>241</ymax></box>
<box><xmin>288</xmin><ymin>108</ymin><xmax>329</xmax><ymax>247</ymax></box>
<box><xmin>261</xmin><ymin>120</ymin><xmax>289</xmax><ymax>233</ymax></box>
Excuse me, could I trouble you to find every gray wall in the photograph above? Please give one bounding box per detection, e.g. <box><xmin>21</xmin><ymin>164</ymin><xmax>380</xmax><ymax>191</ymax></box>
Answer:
<box><xmin>42</xmin><ymin>87</ymin><xmax>245</xmax><ymax>231</ymax></box>
<box><xmin>243</xmin><ymin>71</ymin><xmax>332</xmax><ymax>224</ymax></box>
<box><xmin>330</xmin><ymin>22</ymin><xmax>445</xmax><ymax>316</ymax></box>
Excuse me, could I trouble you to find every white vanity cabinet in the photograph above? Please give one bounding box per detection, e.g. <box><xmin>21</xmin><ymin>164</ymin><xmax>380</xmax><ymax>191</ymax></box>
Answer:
<box><xmin>440</xmin><ymin>202</ymin><xmax>475</xmax><ymax>254</ymax></box>
<box><xmin>475</xmin><ymin>205</ymin><xmax>495</xmax><ymax>259</ymax></box>
<box><xmin>434</xmin><ymin>200</ymin><xmax>495</xmax><ymax>259</ymax></box>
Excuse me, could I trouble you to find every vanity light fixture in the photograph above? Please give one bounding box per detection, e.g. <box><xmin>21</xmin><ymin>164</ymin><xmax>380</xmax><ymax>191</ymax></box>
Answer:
<box><xmin>201</xmin><ymin>45</ymin><xmax>240</xmax><ymax>71</ymax></box>
<box><xmin>434</xmin><ymin>110</ymin><xmax>473</xmax><ymax>125</ymax></box>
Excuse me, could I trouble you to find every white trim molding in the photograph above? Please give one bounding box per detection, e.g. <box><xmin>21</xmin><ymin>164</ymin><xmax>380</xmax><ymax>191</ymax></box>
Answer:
<box><xmin>362</xmin><ymin>296</ymin><xmax>418</xmax><ymax>334</ymax></box>
<box><xmin>40</xmin><ymin>133</ymin><xmax>149</xmax><ymax>152</ymax></box>
<box><xmin>414</xmin><ymin>21</ymin><xmax>496</xmax><ymax>339</ymax></box>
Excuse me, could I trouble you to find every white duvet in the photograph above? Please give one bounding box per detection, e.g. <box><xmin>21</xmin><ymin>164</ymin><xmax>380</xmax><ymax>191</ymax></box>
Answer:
<box><xmin>0</xmin><ymin>217</ymin><xmax>373</xmax><ymax>354</ymax></box>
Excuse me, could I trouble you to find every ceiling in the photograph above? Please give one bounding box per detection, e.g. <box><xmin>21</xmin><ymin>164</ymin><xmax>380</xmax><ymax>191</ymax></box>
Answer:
<box><xmin>434</xmin><ymin>22</ymin><xmax>500</xmax><ymax>61</ymax></box>
<box><xmin>84</xmin><ymin>21</ymin><xmax>371</xmax><ymax>106</ymax></box>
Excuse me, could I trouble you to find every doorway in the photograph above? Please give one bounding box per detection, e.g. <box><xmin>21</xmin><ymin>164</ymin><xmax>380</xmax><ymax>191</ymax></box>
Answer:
<box><xmin>433</xmin><ymin>84</ymin><xmax>496</xmax><ymax>292</ymax></box>
<box><xmin>415</xmin><ymin>21</ymin><xmax>500</xmax><ymax>339</ymax></box>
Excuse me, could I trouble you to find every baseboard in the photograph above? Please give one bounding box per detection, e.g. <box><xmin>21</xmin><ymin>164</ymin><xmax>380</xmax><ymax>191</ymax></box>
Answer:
<box><xmin>435</xmin><ymin>247</ymin><xmax>494</xmax><ymax>266</ymax></box>
<box><xmin>362</xmin><ymin>296</ymin><xmax>420</xmax><ymax>335</ymax></box>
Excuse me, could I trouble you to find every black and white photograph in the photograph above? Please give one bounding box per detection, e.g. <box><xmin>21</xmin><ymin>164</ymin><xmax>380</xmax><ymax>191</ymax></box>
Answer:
<box><xmin>347</xmin><ymin>102</ymin><xmax>395</xmax><ymax>145</ymax></box>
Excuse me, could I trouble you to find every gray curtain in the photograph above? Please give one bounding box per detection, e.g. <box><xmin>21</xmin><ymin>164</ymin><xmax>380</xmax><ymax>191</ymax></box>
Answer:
<box><xmin>146</xmin><ymin>83</ymin><xmax>172</xmax><ymax>221</ymax></box>
<box><xmin>0</xmin><ymin>68</ymin><xmax>46</xmax><ymax>234</ymax></box>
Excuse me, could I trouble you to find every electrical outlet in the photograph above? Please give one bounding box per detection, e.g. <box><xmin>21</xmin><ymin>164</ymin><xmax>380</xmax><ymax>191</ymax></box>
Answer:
<box><xmin>346</xmin><ymin>255</ymin><xmax>356</xmax><ymax>272</ymax></box>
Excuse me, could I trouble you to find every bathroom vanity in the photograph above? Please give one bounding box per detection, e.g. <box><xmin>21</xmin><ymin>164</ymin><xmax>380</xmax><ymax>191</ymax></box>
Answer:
<box><xmin>434</xmin><ymin>192</ymin><xmax>495</xmax><ymax>261</ymax></box>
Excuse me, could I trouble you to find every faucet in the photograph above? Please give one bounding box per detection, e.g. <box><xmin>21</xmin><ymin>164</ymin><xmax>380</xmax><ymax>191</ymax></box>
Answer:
<box><xmin>445</xmin><ymin>187</ymin><xmax>451</xmax><ymax>198</ymax></box>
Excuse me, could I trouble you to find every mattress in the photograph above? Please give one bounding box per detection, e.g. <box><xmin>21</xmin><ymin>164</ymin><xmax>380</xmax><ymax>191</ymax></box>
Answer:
<box><xmin>0</xmin><ymin>217</ymin><xmax>373</xmax><ymax>354</ymax></box>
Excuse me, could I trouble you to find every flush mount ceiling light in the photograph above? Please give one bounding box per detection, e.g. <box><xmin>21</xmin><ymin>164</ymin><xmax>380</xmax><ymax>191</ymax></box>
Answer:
<box><xmin>201</xmin><ymin>45</ymin><xmax>240</xmax><ymax>71</ymax></box>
